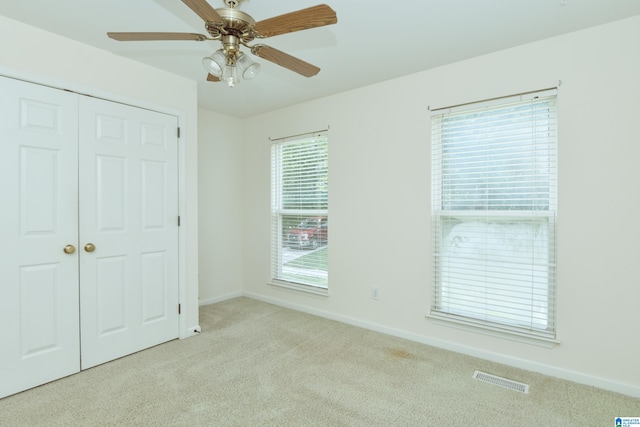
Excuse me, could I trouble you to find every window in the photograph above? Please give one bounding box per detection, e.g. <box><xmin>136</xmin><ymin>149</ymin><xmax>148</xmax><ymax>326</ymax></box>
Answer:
<box><xmin>430</xmin><ymin>89</ymin><xmax>557</xmax><ymax>341</ymax></box>
<box><xmin>271</xmin><ymin>133</ymin><xmax>328</xmax><ymax>291</ymax></box>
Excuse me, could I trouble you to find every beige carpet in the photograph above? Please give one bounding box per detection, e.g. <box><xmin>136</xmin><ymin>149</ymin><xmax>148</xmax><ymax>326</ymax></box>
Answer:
<box><xmin>0</xmin><ymin>297</ymin><xmax>638</xmax><ymax>426</ymax></box>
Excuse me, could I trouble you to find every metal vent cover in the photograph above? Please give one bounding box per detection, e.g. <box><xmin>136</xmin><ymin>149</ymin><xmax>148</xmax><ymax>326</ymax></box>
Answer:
<box><xmin>472</xmin><ymin>370</ymin><xmax>529</xmax><ymax>393</ymax></box>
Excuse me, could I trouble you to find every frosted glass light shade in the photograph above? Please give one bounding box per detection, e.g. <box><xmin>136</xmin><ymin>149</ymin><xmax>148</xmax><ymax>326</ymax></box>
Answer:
<box><xmin>237</xmin><ymin>53</ymin><xmax>261</xmax><ymax>79</ymax></box>
<box><xmin>202</xmin><ymin>50</ymin><xmax>227</xmax><ymax>77</ymax></box>
<box><xmin>222</xmin><ymin>65</ymin><xmax>240</xmax><ymax>87</ymax></box>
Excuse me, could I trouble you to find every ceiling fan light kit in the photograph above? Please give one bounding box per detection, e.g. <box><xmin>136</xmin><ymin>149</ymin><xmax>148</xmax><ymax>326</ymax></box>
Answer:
<box><xmin>107</xmin><ymin>0</ymin><xmax>337</xmax><ymax>88</ymax></box>
<box><xmin>202</xmin><ymin>49</ymin><xmax>260</xmax><ymax>87</ymax></box>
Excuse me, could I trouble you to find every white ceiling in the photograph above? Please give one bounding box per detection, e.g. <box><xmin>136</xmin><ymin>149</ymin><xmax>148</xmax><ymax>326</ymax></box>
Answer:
<box><xmin>1</xmin><ymin>0</ymin><xmax>639</xmax><ymax>118</ymax></box>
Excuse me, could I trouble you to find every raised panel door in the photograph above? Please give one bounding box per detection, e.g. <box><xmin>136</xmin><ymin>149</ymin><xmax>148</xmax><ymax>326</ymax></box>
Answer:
<box><xmin>0</xmin><ymin>77</ymin><xmax>80</xmax><ymax>399</ymax></box>
<box><xmin>78</xmin><ymin>97</ymin><xmax>179</xmax><ymax>369</ymax></box>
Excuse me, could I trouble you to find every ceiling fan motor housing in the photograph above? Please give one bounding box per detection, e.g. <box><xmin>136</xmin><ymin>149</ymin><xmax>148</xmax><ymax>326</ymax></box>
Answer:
<box><xmin>206</xmin><ymin>9</ymin><xmax>255</xmax><ymax>40</ymax></box>
<box><xmin>205</xmin><ymin>8</ymin><xmax>257</xmax><ymax>64</ymax></box>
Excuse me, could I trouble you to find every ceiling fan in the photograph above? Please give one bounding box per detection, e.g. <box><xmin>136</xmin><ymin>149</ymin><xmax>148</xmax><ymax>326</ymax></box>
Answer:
<box><xmin>107</xmin><ymin>0</ymin><xmax>337</xmax><ymax>87</ymax></box>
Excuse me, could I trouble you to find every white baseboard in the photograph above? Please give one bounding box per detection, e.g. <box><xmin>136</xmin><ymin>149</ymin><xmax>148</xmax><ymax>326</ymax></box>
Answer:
<box><xmin>242</xmin><ymin>291</ymin><xmax>640</xmax><ymax>398</ymax></box>
<box><xmin>199</xmin><ymin>291</ymin><xmax>243</xmax><ymax>307</ymax></box>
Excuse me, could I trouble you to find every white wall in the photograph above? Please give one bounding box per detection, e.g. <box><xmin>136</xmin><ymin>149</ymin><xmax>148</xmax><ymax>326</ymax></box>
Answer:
<box><xmin>0</xmin><ymin>15</ymin><xmax>201</xmax><ymax>337</ymax></box>
<box><xmin>197</xmin><ymin>109</ymin><xmax>244</xmax><ymax>304</ymax></box>
<box><xmin>234</xmin><ymin>15</ymin><xmax>640</xmax><ymax>397</ymax></box>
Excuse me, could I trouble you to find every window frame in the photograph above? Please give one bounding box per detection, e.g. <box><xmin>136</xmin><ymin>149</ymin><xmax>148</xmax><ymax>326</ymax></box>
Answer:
<box><xmin>270</xmin><ymin>132</ymin><xmax>329</xmax><ymax>294</ymax></box>
<box><xmin>429</xmin><ymin>89</ymin><xmax>558</xmax><ymax>344</ymax></box>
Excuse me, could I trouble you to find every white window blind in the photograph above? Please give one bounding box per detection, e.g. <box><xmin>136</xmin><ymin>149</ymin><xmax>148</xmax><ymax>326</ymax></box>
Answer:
<box><xmin>271</xmin><ymin>133</ymin><xmax>328</xmax><ymax>290</ymax></box>
<box><xmin>431</xmin><ymin>89</ymin><xmax>557</xmax><ymax>340</ymax></box>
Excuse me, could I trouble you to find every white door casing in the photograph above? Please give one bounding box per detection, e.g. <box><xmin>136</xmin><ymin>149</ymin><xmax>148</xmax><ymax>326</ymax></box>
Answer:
<box><xmin>0</xmin><ymin>77</ymin><xmax>80</xmax><ymax>399</ymax></box>
<box><xmin>78</xmin><ymin>96</ymin><xmax>179</xmax><ymax>369</ymax></box>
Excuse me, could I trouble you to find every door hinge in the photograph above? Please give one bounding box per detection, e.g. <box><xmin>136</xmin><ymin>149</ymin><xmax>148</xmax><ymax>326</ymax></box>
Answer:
<box><xmin>177</xmin><ymin>127</ymin><xmax>181</xmax><ymax>138</ymax></box>
<box><xmin>178</xmin><ymin>216</ymin><xmax>181</xmax><ymax>226</ymax></box>
<box><xmin>178</xmin><ymin>303</ymin><xmax>181</xmax><ymax>315</ymax></box>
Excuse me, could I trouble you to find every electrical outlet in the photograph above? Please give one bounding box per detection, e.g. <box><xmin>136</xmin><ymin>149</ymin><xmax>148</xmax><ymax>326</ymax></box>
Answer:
<box><xmin>371</xmin><ymin>287</ymin><xmax>380</xmax><ymax>300</ymax></box>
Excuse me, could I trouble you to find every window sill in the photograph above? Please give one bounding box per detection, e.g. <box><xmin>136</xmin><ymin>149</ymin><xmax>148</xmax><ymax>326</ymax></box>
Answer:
<box><xmin>269</xmin><ymin>280</ymin><xmax>329</xmax><ymax>297</ymax></box>
<box><xmin>426</xmin><ymin>312</ymin><xmax>559</xmax><ymax>349</ymax></box>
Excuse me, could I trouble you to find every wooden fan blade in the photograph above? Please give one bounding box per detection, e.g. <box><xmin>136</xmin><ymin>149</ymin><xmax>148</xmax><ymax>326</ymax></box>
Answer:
<box><xmin>252</xmin><ymin>44</ymin><xmax>320</xmax><ymax>77</ymax></box>
<box><xmin>253</xmin><ymin>4</ymin><xmax>337</xmax><ymax>38</ymax></box>
<box><xmin>108</xmin><ymin>32</ymin><xmax>208</xmax><ymax>41</ymax></box>
<box><xmin>181</xmin><ymin>0</ymin><xmax>224</xmax><ymax>24</ymax></box>
<box><xmin>207</xmin><ymin>73</ymin><xmax>221</xmax><ymax>82</ymax></box>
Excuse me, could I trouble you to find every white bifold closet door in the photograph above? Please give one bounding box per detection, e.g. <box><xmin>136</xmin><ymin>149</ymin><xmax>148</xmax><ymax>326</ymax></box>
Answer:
<box><xmin>0</xmin><ymin>76</ymin><xmax>179</xmax><ymax>398</ymax></box>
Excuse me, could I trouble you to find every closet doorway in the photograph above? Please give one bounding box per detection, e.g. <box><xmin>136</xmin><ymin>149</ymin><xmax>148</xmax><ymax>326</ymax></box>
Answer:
<box><xmin>0</xmin><ymin>76</ymin><xmax>179</xmax><ymax>398</ymax></box>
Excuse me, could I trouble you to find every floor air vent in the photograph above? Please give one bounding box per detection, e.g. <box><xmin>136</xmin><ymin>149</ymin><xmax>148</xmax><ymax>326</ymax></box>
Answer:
<box><xmin>472</xmin><ymin>370</ymin><xmax>529</xmax><ymax>393</ymax></box>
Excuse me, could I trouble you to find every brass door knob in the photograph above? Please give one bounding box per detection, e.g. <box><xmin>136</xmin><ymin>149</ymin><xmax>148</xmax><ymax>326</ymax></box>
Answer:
<box><xmin>63</xmin><ymin>244</ymin><xmax>76</xmax><ymax>254</ymax></box>
<box><xmin>84</xmin><ymin>243</ymin><xmax>96</xmax><ymax>253</ymax></box>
